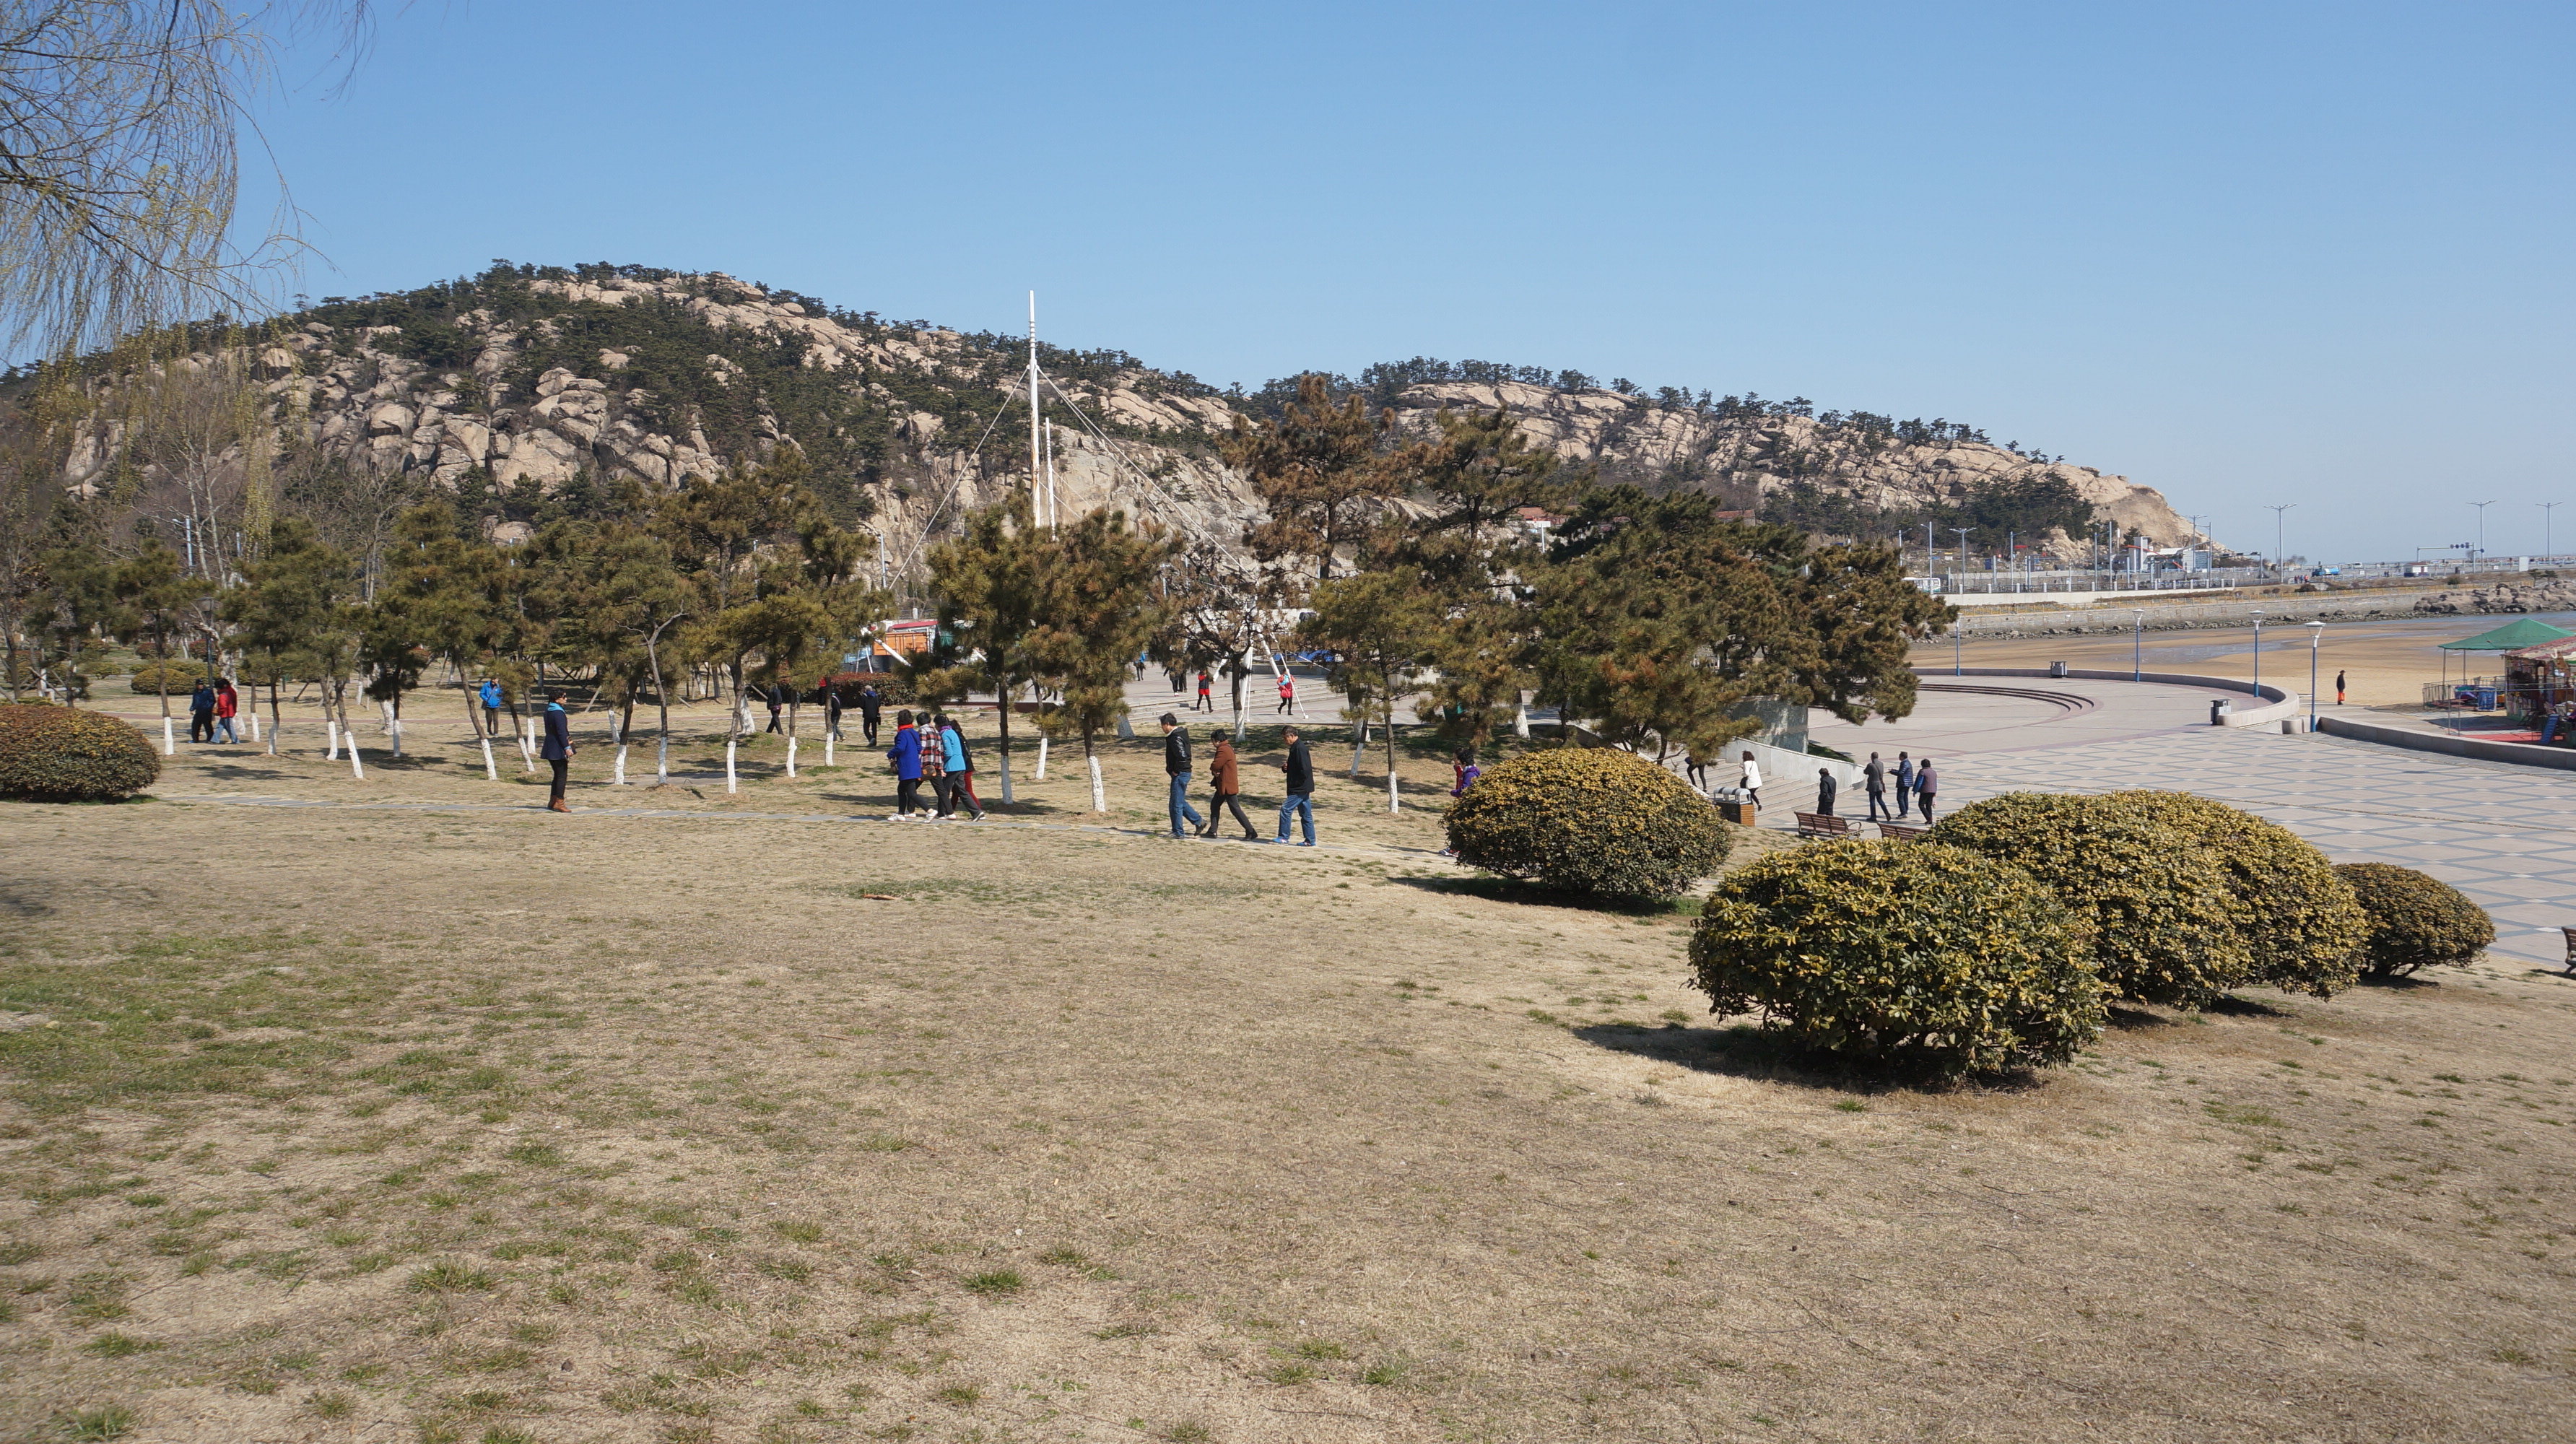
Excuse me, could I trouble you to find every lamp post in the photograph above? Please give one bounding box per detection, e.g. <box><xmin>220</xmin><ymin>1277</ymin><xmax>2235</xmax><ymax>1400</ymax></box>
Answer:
<box><xmin>2468</xmin><ymin>500</ymin><xmax>2496</xmax><ymax>560</ymax></box>
<box><xmin>2251</xmin><ymin>612</ymin><xmax>2263</xmax><ymax>700</ymax></box>
<box><xmin>2541</xmin><ymin>501</ymin><xmax>2562</xmax><ymax>561</ymax></box>
<box><xmin>1950</xmin><ymin>527</ymin><xmax>1972</xmax><ymax>588</ymax></box>
<box><xmin>2266</xmin><ymin>504</ymin><xmax>2296</xmax><ymax>573</ymax></box>
<box><xmin>2306</xmin><ymin>621</ymin><xmax>2324</xmax><ymax>732</ymax></box>
<box><xmin>1953</xmin><ymin>619</ymin><xmax>1963</xmax><ymax>677</ymax></box>
<box><xmin>2133</xmin><ymin>609</ymin><xmax>2146</xmax><ymax>682</ymax></box>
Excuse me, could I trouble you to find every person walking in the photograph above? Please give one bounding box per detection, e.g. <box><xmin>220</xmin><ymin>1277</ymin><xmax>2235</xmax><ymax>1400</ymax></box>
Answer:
<box><xmin>1914</xmin><ymin>757</ymin><xmax>1940</xmax><ymax>823</ymax></box>
<box><xmin>763</xmin><ymin>683</ymin><xmax>785</xmax><ymax>735</ymax></box>
<box><xmin>1276</xmin><ymin>675</ymin><xmax>1295</xmax><ymax>714</ymax></box>
<box><xmin>188</xmin><ymin>679</ymin><xmax>215</xmax><ymax>744</ymax></box>
<box><xmin>479</xmin><ymin>677</ymin><xmax>503</xmax><ymax>737</ymax></box>
<box><xmin>1862</xmin><ymin>752</ymin><xmax>1888</xmax><ymax>821</ymax></box>
<box><xmin>885</xmin><ymin>710</ymin><xmax>926</xmax><ymax>819</ymax></box>
<box><xmin>1893</xmin><ymin>751</ymin><xmax>1915</xmax><ymax>820</ymax></box>
<box><xmin>2336</xmin><ymin>669</ymin><xmax>2347</xmax><ymax>705</ymax></box>
<box><xmin>1271</xmin><ymin>724</ymin><xmax>1316</xmax><ymax>845</ymax></box>
<box><xmin>858</xmin><ymin>684</ymin><xmax>883</xmax><ymax>746</ymax></box>
<box><xmin>1451</xmin><ymin>746</ymin><xmax>1482</xmax><ymax>797</ymax></box>
<box><xmin>941</xmin><ymin>716</ymin><xmax>985</xmax><ymax>821</ymax></box>
<box><xmin>1196</xmin><ymin>670</ymin><xmax>1214</xmax><ymax>714</ymax></box>
<box><xmin>1815</xmin><ymin>767</ymin><xmax>1837</xmax><ymax>817</ymax></box>
<box><xmin>1199</xmin><ymin>730</ymin><xmax>1258</xmax><ymax>838</ymax></box>
<box><xmin>921</xmin><ymin>713</ymin><xmax>954</xmax><ymax>817</ymax></box>
<box><xmin>824</xmin><ymin>684</ymin><xmax>845</xmax><ymax>741</ymax></box>
<box><xmin>212</xmin><ymin>678</ymin><xmax>240</xmax><ymax>743</ymax></box>
<box><xmin>541</xmin><ymin>689</ymin><xmax>575</xmax><ymax>812</ymax></box>
<box><xmin>1161</xmin><ymin>712</ymin><xmax>1206</xmax><ymax>838</ymax></box>
<box><xmin>1739</xmin><ymin>752</ymin><xmax>1762</xmax><ymax>808</ymax></box>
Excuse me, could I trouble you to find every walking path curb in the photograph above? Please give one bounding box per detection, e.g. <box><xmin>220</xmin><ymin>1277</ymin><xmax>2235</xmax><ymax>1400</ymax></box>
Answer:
<box><xmin>2316</xmin><ymin>715</ymin><xmax>2576</xmax><ymax>772</ymax></box>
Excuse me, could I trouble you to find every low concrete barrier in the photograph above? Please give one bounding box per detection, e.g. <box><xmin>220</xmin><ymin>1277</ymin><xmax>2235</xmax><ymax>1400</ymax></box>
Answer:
<box><xmin>1912</xmin><ymin>666</ymin><xmax>2302</xmax><ymax>729</ymax></box>
<box><xmin>2317</xmin><ymin>715</ymin><xmax>2576</xmax><ymax>772</ymax></box>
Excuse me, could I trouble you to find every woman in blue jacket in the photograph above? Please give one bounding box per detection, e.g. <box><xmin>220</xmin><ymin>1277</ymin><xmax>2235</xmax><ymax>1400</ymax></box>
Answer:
<box><xmin>885</xmin><ymin>710</ymin><xmax>926</xmax><ymax>819</ymax></box>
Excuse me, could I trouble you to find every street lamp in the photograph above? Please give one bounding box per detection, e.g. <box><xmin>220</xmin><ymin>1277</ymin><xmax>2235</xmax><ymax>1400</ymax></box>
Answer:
<box><xmin>1952</xmin><ymin>619</ymin><xmax>1963</xmax><ymax>677</ymax></box>
<box><xmin>2469</xmin><ymin>500</ymin><xmax>2496</xmax><ymax>560</ymax></box>
<box><xmin>2251</xmin><ymin>611</ymin><xmax>2263</xmax><ymax>700</ymax></box>
<box><xmin>2266</xmin><ymin>504</ymin><xmax>2296</xmax><ymax>572</ymax></box>
<box><xmin>2133</xmin><ymin>609</ymin><xmax>2146</xmax><ymax>682</ymax></box>
<box><xmin>2306</xmin><ymin>621</ymin><xmax>2324</xmax><ymax>732</ymax></box>
<box><xmin>2541</xmin><ymin>501</ymin><xmax>2563</xmax><ymax>560</ymax></box>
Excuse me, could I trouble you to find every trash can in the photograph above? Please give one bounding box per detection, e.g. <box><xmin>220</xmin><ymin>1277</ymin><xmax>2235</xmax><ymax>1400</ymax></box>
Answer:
<box><xmin>2210</xmin><ymin>699</ymin><xmax>2232</xmax><ymax>726</ymax></box>
<box><xmin>1720</xmin><ymin>800</ymin><xmax>1757</xmax><ymax>826</ymax></box>
<box><xmin>2049</xmin><ymin>661</ymin><xmax>2069</xmax><ymax>679</ymax></box>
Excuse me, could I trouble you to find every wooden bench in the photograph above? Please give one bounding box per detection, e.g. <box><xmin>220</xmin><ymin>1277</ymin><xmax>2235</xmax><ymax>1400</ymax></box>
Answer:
<box><xmin>1875</xmin><ymin>822</ymin><xmax>1929</xmax><ymax>840</ymax></box>
<box><xmin>1795</xmin><ymin>812</ymin><xmax>1856</xmax><ymax>840</ymax></box>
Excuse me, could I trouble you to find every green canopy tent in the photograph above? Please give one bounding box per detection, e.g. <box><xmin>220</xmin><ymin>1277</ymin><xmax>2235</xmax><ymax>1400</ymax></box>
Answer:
<box><xmin>2437</xmin><ymin>616</ymin><xmax>2576</xmax><ymax>692</ymax></box>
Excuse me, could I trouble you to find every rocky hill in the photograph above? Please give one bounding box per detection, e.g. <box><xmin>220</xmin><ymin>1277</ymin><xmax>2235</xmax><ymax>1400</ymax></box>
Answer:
<box><xmin>50</xmin><ymin>262</ymin><xmax>2196</xmax><ymax>567</ymax></box>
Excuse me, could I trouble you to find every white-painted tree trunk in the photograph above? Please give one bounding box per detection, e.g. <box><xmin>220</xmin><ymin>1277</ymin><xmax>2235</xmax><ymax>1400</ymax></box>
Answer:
<box><xmin>725</xmin><ymin>736</ymin><xmax>738</xmax><ymax>793</ymax></box>
<box><xmin>1035</xmin><ymin>737</ymin><xmax>1048</xmax><ymax>780</ymax></box>
<box><xmin>1515</xmin><ymin>697</ymin><xmax>1530</xmax><ymax>739</ymax></box>
<box><xmin>246</xmin><ymin>709</ymin><xmax>260</xmax><ymax>742</ymax></box>
<box><xmin>479</xmin><ymin>737</ymin><xmax>497</xmax><ymax>780</ymax></box>
<box><xmin>388</xmin><ymin>717</ymin><xmax>404</xmax><ymax>758</ymax></box>
<box><xmin>1087</xmin><ymin>754</ymin><xmax>1105</xmax><ymax>813</ymax></box>
<box><xmin>614</xmin><ymin>745</ymin><xmax>627</xmax><ymax>786</ymax></box>
<box><xmin>522</xmin><ymin>716</ymin><xmax>538</xmax><ymax>772</ymax></box>
<box><xmin>347</xmin><ymin>736</ymin><xmax>365</xmax><ymax>780</ymax></box>
<box><xmin>656</xmin><ymin>734</ymin><xmax>669</xmax><ymax>784</ymax></box>
<box><xmin>786</xmin><ymin>737</ymin><xmax>798</xmax><ymax>778</ymax></box>
<box><xmin>325</xmin><ymin>719</ymin><xmax>340</xmax><ymax>760</ymax></box>
<box><xmin>160</xmin><ymin>717</ymin><xmax>174</xmax><ymax>756</ymax></box>
<box><xmin>1388</xmin><ymin>772</ymin><xmax>1400</xmax><ymax>813</ymax></box>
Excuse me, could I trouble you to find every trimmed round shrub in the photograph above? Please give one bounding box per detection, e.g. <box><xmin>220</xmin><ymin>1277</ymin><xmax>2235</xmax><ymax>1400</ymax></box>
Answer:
<box><xmin>1689</xmin><ymin>839</ymin><xmax>2105</xmax><ymax>1079</ymax></box>
<box><xmin>2335</xmin><ymin>862</ymin><xmax>2494</xmax><ymax>978</ymax></box>
<box><xmin>1930</xmin><ymin>792</ymin><xmax>2253</xmax><ymax>1008</ymax></box>
<box><xmin>1445</xmin><ymin>747</ymin><xmax>1728</xmax><ymax>897</ymax></box>
<box><xmin>126</xmin><ymin>659</ymin><xmax>214</xmax><ymax>695</ymax></box>
<box><xmin>2106</xmin><ymin>791</ymin><xmax>2367</xmax><ymax>998</ymax></box>
<box><xmin>0</xmin><ymin>704</ymin><xmax>160</xmax><ymax>801</ymax></box>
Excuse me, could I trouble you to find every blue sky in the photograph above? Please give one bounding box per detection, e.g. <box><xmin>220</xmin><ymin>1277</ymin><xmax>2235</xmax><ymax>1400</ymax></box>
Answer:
<box><xmin>245</xmin><ymin>1</ymin><xmax>2572</xmax><ymax>563</ymax></box>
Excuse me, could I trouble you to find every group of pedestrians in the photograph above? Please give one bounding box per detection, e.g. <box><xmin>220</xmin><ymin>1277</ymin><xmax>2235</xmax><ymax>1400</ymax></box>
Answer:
<box><xmin>186</xmin><ymin>678</ymin><xmax>242</xmax><ymax>743</ymax></box>
<box><xmin>883</xmin><ymin>708</ymin><xmax>988</xmax><ymax>822</ymax></box>
<box><xmin>1850</xmin><ymin>750</ymin><xmax>1939</xmax><ymax>823</ymax></box>
<box><xmin>1161</xmin><ymin>713</ymin><xmax>1318</xmax><ymax>844</ymax></box>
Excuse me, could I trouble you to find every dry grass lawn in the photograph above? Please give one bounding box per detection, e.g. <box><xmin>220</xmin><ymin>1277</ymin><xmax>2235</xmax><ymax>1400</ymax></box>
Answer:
<box><xmin>2</xmin><ymin>726</ymin><xmax>2573</xmax><ymax>1443</ymax></box>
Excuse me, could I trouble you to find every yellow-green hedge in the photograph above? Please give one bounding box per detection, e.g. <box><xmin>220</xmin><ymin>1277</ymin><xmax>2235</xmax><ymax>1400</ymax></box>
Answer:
<box><xmin>2334</xmin><ymin>863</ymin><xmax>2494</xmax><ymax>978</ymax></box>
<box><xmin>1444</xmin><ymin>747</ymin><xmax>1728</xmax><ymax>897</ymax></box>
<box><xmin>126</xmin><ymin>660</ymin><xmax>214</xmax><ymax>695</ymax></box>
<box><xmin>2106</xmin><ymin>791</ymin><xmax>2366</xmax><ymax>998</ymax></box>
<box><xmin>0</xmin><ymin>704</ymin><xmax>159</xmax><ymax>801</ymax></box>
<box><xmin>1929</xmin><ymin>792</ymin><xmax>2254</xmax><ymax>1008</ymax></box>
<box><xmin>1689</xmin><ymin>839</ymin><xmax>2105</xmax><ymax>1079</ymax></box>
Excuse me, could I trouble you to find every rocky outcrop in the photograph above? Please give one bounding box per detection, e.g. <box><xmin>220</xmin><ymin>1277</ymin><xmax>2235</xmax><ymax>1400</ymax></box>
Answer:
<box><xmin>2411</xmin><ymin>581</ymin><xmax>2576</xmax><ymax>615</ymax></box>
<box><xmin>52</xmin><ymin>266</ymin><xmax>2200</xmax><ymax>567</ymax></box>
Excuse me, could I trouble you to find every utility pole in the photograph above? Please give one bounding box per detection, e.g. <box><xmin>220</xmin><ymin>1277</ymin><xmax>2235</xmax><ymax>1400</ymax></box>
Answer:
<box><xmin>2132</xmin><ymin>609</ymin><xmax>2145</xmax><ymax>682</ymax></box>
<box><xmin>2543</xmin><ymin>500</ymin><xmax>2564</xmax><ymax>560</ymax></box>
<box><xmin>2468</xmin><ymin>500</ymin><xmax>2496</xmax><ymax>561</ymax></box>
<box><xmin>2266</xmin><ymin>504</ymin><xmax>2295</xmax><ymax>572</ymax></box>
<box><xmin>1949</xmin><ymin>527</ymin><xmax>1972</xmax><ymax>585</ymax></box>
<box><xmin>1027</xmin><ymin>292</ymin><xmax>1044</xmax><ymax>527</ymax></box>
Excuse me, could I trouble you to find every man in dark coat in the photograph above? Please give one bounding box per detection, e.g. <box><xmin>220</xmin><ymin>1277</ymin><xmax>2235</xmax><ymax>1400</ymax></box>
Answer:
<box><xmin>1159</xmin><ymin>712</ymin><xmax>1206</xmax><ymax>838</ymax></box>
<box><xmin>1271</xmin><ymin>725</ymin><xmax>1316</xmax><ymax>845</ymax></box>
<box><xmin>764</xmin><ymin>683</ymin><xmax>785</xmax><ymax>734</ymax></box>
<box><xmin>858</xmin><ymin>684</ymin><xmax>883</xmax><ymax>746</ymax></box>
<box><xmin>541</xmin><ymin>690</ymin><xmax>575</xmax><ymax>812</ymax></box>
<box><xmin>1893</xmin><ymin>752</ymin><xmax>1915</xmax><ymax>820</ymax></box>
<box><xmin>1862</xmin><ymin>752</ymin><xmax>1888</xmax><ymax>822</ymax></box>
<box><xmin>824</xmin><ymin>683</ymin><xmax>845</xmax><ymax>741</ymax></box>
<box><xmin>1914</xmin><ymin>757</ymin><xmax>1939</xmax><ymax>824</ymax></box>
<box><xmin>1199</xmin><ymin>730</ymin><xmax>1258</xmax><ymax>839</ymax></box>
<box><xmin>188</xmin><ymin>680</ymin><xmax>216</xmax><ymax>744</ymax></box>
<box><xmin>1816</xmin><ymin>767</ymin><xmax>1838</xmax><ymax>818</ymax></box>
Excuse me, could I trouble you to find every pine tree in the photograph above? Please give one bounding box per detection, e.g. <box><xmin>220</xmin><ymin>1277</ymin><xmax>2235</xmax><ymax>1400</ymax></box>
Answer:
<box><xmin>1221</xmin><ymin>373</ymin><xmax>1397</xmax><ymax>582</ymax></box>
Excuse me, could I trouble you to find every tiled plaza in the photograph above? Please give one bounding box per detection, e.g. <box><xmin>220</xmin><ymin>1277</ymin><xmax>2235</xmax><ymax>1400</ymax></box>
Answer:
<box><xmin>1811</xmin><ymin>678</ymin><xmax>2576</xmax><ymax>969</ymax></box>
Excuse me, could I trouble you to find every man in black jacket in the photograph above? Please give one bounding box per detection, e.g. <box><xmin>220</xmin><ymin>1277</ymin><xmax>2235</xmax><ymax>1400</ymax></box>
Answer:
<box><xmin>858</xmin><ymin>684</ymin><xmax>882</xmax><ymax>745</ymax></box>
<box><xmin>1815</xmin><ymin>767</ymin><xmax>1837</xmax><ymax>818</ymax></box>
<box><xmin>541</xmin><ymin>689</ymin><xmax>575</xmax><ymax>812</ymax></box>
<box><xmin>1271</xmin><ymin>725</ymin><xmax>1316</xmax><ymax>845</ymax></box>
<box><xmin>1159</xmin><ymin>712</ymin><xmax>1206</xmax><ymax>838</ymax></box>
<box><xmin>1862</xmin><ymin>752</ymin><xmax>1888</xmax><ymax>821</ymax></box>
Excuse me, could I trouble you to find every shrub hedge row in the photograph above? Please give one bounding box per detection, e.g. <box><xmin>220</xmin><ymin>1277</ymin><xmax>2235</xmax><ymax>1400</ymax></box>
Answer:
<box><xmin>0</xmin><ymin>704</ymin><xmax>159</xmax><ymax>802</ymax></box>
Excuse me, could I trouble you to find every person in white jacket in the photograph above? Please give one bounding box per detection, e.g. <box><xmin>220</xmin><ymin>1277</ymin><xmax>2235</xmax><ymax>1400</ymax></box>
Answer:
<box><xmin>1739</xmin><ymin>752</ymin><xmax>1762</xmax><ymax>806</ymax></box>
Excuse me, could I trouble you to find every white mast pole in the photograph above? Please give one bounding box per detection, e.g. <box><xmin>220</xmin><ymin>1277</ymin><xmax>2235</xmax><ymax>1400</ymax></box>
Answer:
<box><xmin>1044</xmin><ymin>419</ymin><xmax>1058</xmax><ymax>528</ymax></box>
<box><xmin>1027</xmin><ymin>291</ymin><xmax>1044</xmax><ymax>527</ymax></box>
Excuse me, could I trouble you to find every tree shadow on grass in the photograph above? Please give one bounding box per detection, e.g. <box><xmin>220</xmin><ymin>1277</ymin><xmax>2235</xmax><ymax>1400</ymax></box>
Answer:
<box><xmin>2355</xmin><ymin>973</ymin><xmax>2447</xmax><ymax>991</ymax></box>
<box><xmin>1389</xmin><ymin>874</ymin><xmax>1699</xmax><ymax>919</ymax></box>
<box><xmin>198</xmin><ymin>764</ymin><xmax>300</xmax><ymax>783</ymax></box>
<box><xmin>2206</xmin><ymin>994</ymin><xmax>2298</xmax><ymax>1018</ymax></box>
<box><xmin>2106</xmin><ymin>1006</ymin><xmax>2183</xmax><ymax>1031</ymax></box>
<box><xmin>1567</xmin><ymin>1021</ymin><xmax>2040</xmax><ymax>1095</ymax></box>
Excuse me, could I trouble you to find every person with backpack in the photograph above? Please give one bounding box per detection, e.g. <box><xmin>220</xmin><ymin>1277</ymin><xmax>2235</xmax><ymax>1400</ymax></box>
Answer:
<box><xmin>1893</xmin><ymin>752</ymin><xmax>1915</xmax><ymax>820</ymax></box>
<box><xmin>1271</xmin><ymin>725</ymin><xmax>1316</xmax><ymax>845</ymax></box>
<box><xmin>188</xmin><ymin>679</ymin><xmax>216</xmax><ymax>744</ymax></box>
<box><xmin>858</xmin><ymin>684</ymin><xmax>882</xmax><ymax>746</ymax></box>
<box><xmin>941</xmin><ymin>716</ymin><xmax>984</xmax><ymax>821</ymax></box>
<box><xmin>479</xmin><ymin>678</ymin><xmax>504</xmax><ymax>738</ymax></box>
<box><xmin>541</xmin><ymin>689</ymin><xmax>575</xmax><ymax>812</ymax></box>
<box><xmin>885</xmin><ymin>710</ymin><xmax>926</xmax><ymax>819</ymax></box>
<box><xmin>1862</xmin><ymin>752</ymin><xmax>1889</xmax><ymax>822</ymax></box>
<box><xmin>1198</xmin><ymin>729</ymin><xmax>1258</xmax><ymax>838</ymax></box>
<box><xmin>213</xmin><ymin>679</ymin><xmax>240</xmax><ymax>744</ymax></box>
<box><xmin>1276</xmin><ymin>675</ymin><xmax>1295</xmax><ymax>714</ymax></box>
<box><xmin>1160</xmin><ymin>712</ymin><xmax>1206</xmax><ymax>838</ymax></box>
<box><xmin>1914</xmin><ymin>757</ymin><xmax>1939</xmax><ymax>823</ymax></box>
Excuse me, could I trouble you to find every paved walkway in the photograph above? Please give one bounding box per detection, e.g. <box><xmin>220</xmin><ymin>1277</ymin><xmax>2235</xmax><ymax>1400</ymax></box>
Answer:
<box><xmin>1814</xmin><ymin>679</ymin><xmax>2576</xmax><ymax>970</ymax></box>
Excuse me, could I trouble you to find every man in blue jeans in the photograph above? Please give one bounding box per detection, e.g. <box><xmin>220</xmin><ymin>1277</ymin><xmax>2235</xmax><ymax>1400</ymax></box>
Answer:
<box><xmin>1159</xmin><ymin>713</ymin><xmax>1205</xmax><ymax>838</ymax></box>
<box><xmin>1271</xmin><ymin>725</ymin><xmax>1316</xmax><ymax>845</ymax></box>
